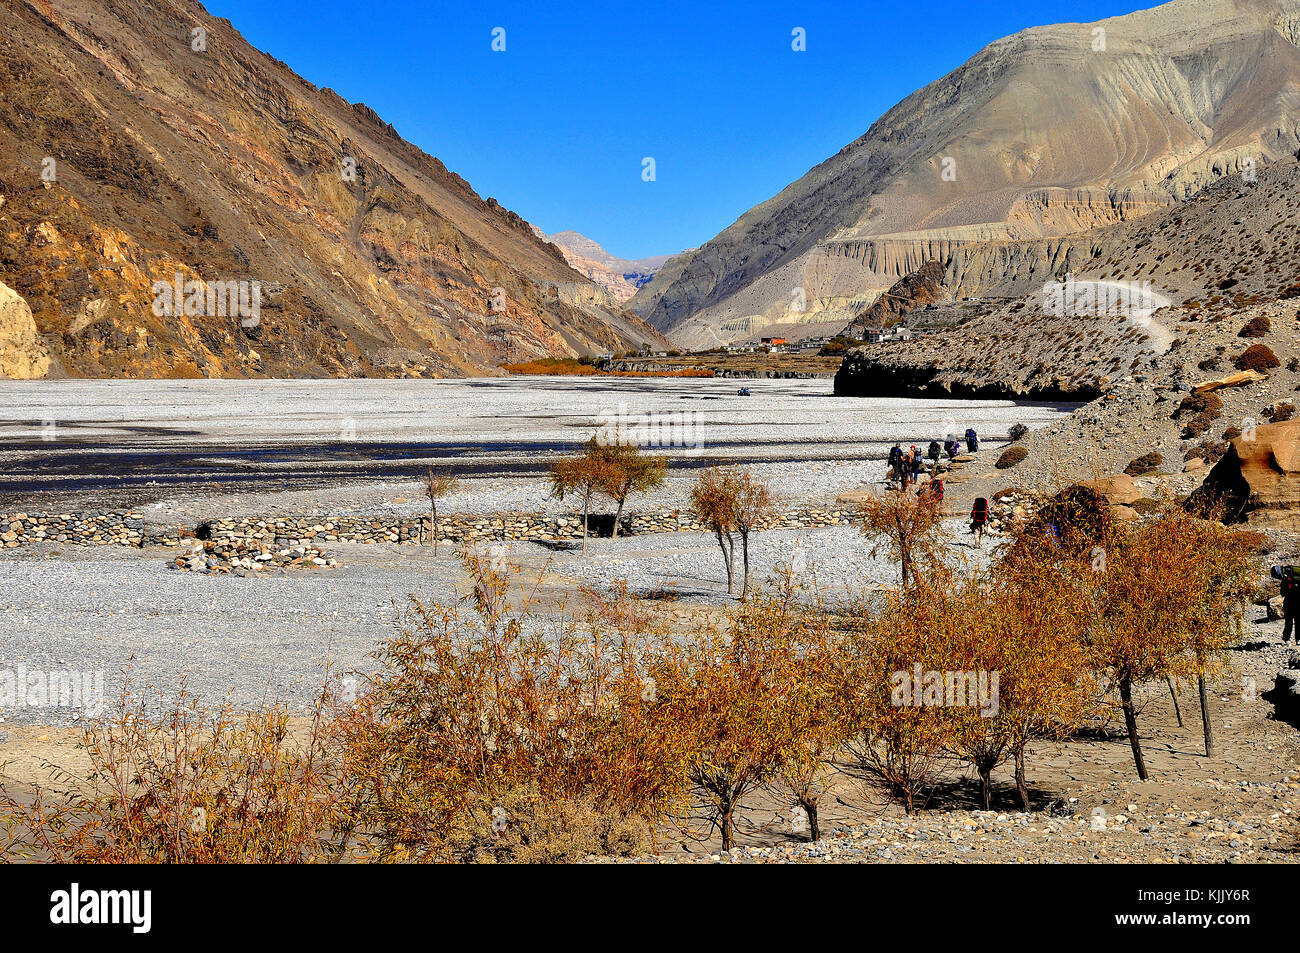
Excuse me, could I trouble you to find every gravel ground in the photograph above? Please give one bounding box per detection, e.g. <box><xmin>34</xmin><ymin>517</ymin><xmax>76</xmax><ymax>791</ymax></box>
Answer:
<box><xmin>546</xmin><ymin>521</ymin><xmax>997</xmax><ymax>604</ymax></box>
<box><xmin>0</xmin><ymin>542</ymin><xmax>470</xmax><ymax>727</ymax></box>
<box><xmin>0</xmin><ymin>520</ymin><xmax>1001</xmax><ymax>725</ymax></box>
<box><xmin>0</xmin><ymin>376</ymin><xmax>1072</xmax><ymax>513</ymax></box>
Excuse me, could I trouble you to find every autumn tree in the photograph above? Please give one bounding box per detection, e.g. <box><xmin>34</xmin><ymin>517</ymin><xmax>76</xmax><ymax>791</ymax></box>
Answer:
<box><xmin>858</xmin><ymin>487</ymin><xmax>945</xmax><ymax>588</ymax></box>
<box><xmin>549</xmin><ymin>437</ymin><xmax>614</xmax><ymax>554</ymax></box>
<box><xmin>1146</xmin><ymin>512</ymin><xmax>1256</xmax><ymax>757</ymax></box>
<box><xmin>983</xmin><ymin>547</ymin><xmax>1098</xmax><ymax>810</ymax></box>
<box><xmin>593</xmin><ymin>441</ymin><xmax>667</xmax><ymax>539</ymax></box>
<box><xmin>1055</xmin><ymin>508</ymin><xmax>1254</xmax><ymax>779</ymax></box>
<box><xmin>653</xmin><ymin>582</ymin><xmax>834</xmax><ymax>849</ymax></box>
<box><xmin>843</xmin><ymin>571</ymin><xmax>973</xmax><ymax>813</ymax></box>
<box><xmin>731</xmin><ymin>469</ymin><xmax>778</xmax><ymax>597</ymax></box>
<box><xmin>335</xmin><ymin>550</ymin><xmax>687</xmax><ymax>861</ymax></box>
<box><xmin>690</xmin><ymin>467</ymin><xmax>740</xmax><ymax>594</ymax></box>
<box><xmin>423</xmin><ymin>468</ymin><xmax>459</xmax><ymax>554</ymax></box>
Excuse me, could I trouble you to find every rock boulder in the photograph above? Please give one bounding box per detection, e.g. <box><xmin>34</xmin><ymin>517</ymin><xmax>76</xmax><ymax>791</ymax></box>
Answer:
<box><xmin>1189</xmin><ymin>419</ymin><xmax>1300</xmax><ymax>526</ymax></box>
<box><xmin>0</xmin><ymin>281</ymin><xmax>50</xmax><ymax>379</ymax></box>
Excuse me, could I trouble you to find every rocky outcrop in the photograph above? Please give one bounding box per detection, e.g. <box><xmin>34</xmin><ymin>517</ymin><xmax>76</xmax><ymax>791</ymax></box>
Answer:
<box><xmin>1189</xmin><ymin>420</ymin><xmax>1300</xmax><ymax>525</ymax></box>
<box><xmin>845</xmin><ymin>260</ymin><xmax>947</xmax><ymax>333</ymax></box>
<box><xmin>0</xmin><ymin>280</ymin><xmax>50</xmax><ymax>378</ymax></box>
<box><xmin>833</xmin><ymin>343</ymin><xmax>1107</xmax><ymax>402</ymax></box>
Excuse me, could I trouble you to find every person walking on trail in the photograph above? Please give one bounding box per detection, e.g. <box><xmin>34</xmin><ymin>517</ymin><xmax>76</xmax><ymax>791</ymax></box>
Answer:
<box><xmin>921</xmin><ymin>477</ymin><xmax>944</xmax><ymax>505</ymax></box>
<box><xmin>910</xmin><ymin>445</ymin><xmax>922</xmax><ymax>482</ymax></box>
<box><xmin>965</xmin><ymin>428</ymin><xmax>979</xmax><ymax>453</ymax></box>
<box><xmin>1271</xmin><ymin>565</ymin><xmax>1300</xmax><ymax>641</ymax></box>
<box><xmin>927</xmin><ymin>439</ymin><xmax>941</xmax><ymax>473</ymax></box>
<box><xmin>945</xmin><ymin>435</ymin><xmax>959</xmax><ymax>460</ymax></box>
<box><xmin>888</xmin><ymin>443</ymin><xmax>904</xmax><ymax>485</ymax></box>
<box><xmin>970</xmin><ymin>496</ymin><xmax>989</xmax><ymax>545</ymax></box>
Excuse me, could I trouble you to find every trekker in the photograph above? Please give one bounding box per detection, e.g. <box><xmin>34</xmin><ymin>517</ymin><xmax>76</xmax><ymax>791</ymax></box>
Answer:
<box><xmin>1271</xmin><ymin>565</ymin><xmax>1300</xmax><ymax>641</ymax></box>
<box><xmin>888</xmin><ymin>443</ymin><xmax>904</xmax><ymax>484</ymax></box>
<box><xmin>945</xmin><ymin>435</ymin><xmax>959</xmax><ymax>461</ymax></box>
<box><xmin>965</xmin><ymin>428</ymin><xmax>979</xmax><ymax>453</ymax></box>
<box><xmin>970</xmin><ymin>496</ymin><xmax>989</xmax><ymax>545</ymax></box>
<box><xmin>927</xmin><ymin>440</ymin><xmax>941</xmax><ymax>468</ymax></box>
<box><xmin>910</xmin><ymin>446</ymin><xmax>922</xmax><ymax>482</ymax></box>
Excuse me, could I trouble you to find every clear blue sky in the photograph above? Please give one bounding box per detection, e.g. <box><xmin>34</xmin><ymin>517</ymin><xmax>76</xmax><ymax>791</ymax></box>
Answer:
<box><xmin>207</xmin><ymin>0</ymin><xmax>1143</xmax><ymax>260</ymax></box>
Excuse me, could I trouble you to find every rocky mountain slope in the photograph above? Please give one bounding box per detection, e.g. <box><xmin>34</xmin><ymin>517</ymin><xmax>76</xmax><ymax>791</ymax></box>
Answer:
<box><xmin>539</xmin><ymin>230</ymin><xmax>677</xmax><ymax>304</ymax></box>
<box><xmin>834</xmin><ymin>158</ymin><xmax>1300</xmax><ymax>401</ymax></box>
<box><xmin>633</xmin><ymin>0</ymin><xmax>1300</xmax><ymax>349</ymax></box>
<box><xmin>0</xmin><ymin>0</ymin><xmax>665</xmax><ymax>379</ymax></box>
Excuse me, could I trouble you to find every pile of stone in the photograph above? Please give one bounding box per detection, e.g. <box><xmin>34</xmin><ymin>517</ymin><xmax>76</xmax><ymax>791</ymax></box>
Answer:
<box><xmin>171</xmin><ymin>538</ymin><xmax>340</xmax><ymax>575</ymax></box>
<box><xmin>985</xmin><ymin>492</ymin><xmax>1038</xmax><ymax>535</ymax></box>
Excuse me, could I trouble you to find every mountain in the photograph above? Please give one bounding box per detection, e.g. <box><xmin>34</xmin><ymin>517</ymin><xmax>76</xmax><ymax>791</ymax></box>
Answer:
<box><xmin>0</xmin><ymin>0</ymin><xmax>665</xmax><ymax>379</ymax></box>
<box><xmin>540</xmin><ymin>229</ymin><xmax>679</xmax><ymax>304</ymax></box>
<box><xmin>630</xmin><ymin>0</ymin><xmax>1300</xmax><ymax>350</ymax></box>
<box><xmin>833</xmin><ymin>156</ymin><xmax>1300</xmax><ymax>401</ymax></box>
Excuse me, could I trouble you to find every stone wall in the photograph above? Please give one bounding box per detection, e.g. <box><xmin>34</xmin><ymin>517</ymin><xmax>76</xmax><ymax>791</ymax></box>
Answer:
<box><xmin>0</xmin><ymin>507</ymin><xmax>861</xmax><ymax>549</ymax></box>
<box><xmin>0</xmin><ymin>512</ymin><xmax>144</xmax><ymax>548</ymax></box>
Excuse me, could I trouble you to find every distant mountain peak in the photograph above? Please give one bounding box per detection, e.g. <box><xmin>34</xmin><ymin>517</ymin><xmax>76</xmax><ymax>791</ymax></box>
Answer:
<box><xmin>540</xmin><ymin>230</ymin><xmax>679</xmax><ymax>304</ymax></box>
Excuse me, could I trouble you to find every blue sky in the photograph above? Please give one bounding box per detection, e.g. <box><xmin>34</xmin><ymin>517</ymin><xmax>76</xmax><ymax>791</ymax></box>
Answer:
<box><xmin>207</xmin><ymin>0</ymin><xmax>1144</xmax><ymax>260</ymax></box>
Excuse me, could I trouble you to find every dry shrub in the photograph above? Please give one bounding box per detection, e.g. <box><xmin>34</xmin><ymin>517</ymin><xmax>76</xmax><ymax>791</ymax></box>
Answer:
<box><xmin>1124</xmin><ymin>451</ymin><xmax>1163</xmax><ymax>476</ymax></box>
<box><xmin>1238</xmin><ymin>316</ymin><xmax>1271</xmax><ymax>338</ymax></box>
<box><xmin>995</xmin><ymin>446</ymin><xmax>1028</xmax><ymax>469</ymax></box>
<box><xmin>335</xmin><ymin>551</ymin><xmax>686</xmax><ymax>862</ymax></box>
<box><xmin>1011</xmin><ymin>484</ymin><xmax>1112</xmax><ymax>558</ymax></box>
<box><xmin>1265</xmin><ymin>401</ymin><xmax>1295</xmax><ymax>423</ymax></box>
<box><xmin>0</xmin><ymin>683</ymin><xmax>348</xmax><ymax>863</ymax></box>
<box><xmin>442</xmin><ymin>784</ymin><xmax>650</xmax><ymax>863</ymax></box>
<box><xmin>1234</xmin><ymin>343</ymin><xmax>1280</xmax><ymax>372</ymax></box>
<box><xmin>1175</xmin><ymin>391</ymin><xmax>1223</xmax><ymax>420</ymax></box>
<box><xmin>1175</xmin><ymin>390</ymin><xmax>1223</xmax><ymax>437</ymax></box>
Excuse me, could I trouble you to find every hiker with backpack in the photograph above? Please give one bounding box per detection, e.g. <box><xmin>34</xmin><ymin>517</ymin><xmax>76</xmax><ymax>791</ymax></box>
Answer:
<box><xmin>970</xmin><ymin>496</ymin><xmax>989</xmax><ymax>544</ymax></box>
<box><xmin>887</xmin><ymin>443</ymin><xmax>904</xmax><ymax>486</ymax></box>
<box><xmin>910</xmin><ymin>446</ymin><xmax>922</xmax><ymax>483</ymax></box>
<box><xmin>1271</xmin><ymin>565</ymin><xmax>1300</xmax><ymax>641</ymax></box>
<box><xmin>965</xmin><ymin>428</ymin><xmax>979</xmax><ymax>453</ymax></box>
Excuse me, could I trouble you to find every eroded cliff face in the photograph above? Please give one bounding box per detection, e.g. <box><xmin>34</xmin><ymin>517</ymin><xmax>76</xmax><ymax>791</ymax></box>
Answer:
<box><xmin>633</xmin><ymin>0</ymin><xmax>1300</xmax><ymax>347</ymax></box>
<box><xmin>834</xmin><ymin>159</ymin><xmax>1300</xmax><ymax>401</ymax></box>
<box><xmin>0</xmin><ymin>0</ymin><xmax>665</xmax><ymax>378</ymax></box>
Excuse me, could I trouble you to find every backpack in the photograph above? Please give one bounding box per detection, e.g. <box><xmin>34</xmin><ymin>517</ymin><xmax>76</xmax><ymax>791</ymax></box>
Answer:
<box><xmin>1281</xmin><ymin>566</ymin><xmax>1300</xmax><ymax>597</ymax></box>
<box><xmin>972</xmin><ymin>497</ymin><xmax>988</xmax><ymax>522</ymax></box>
